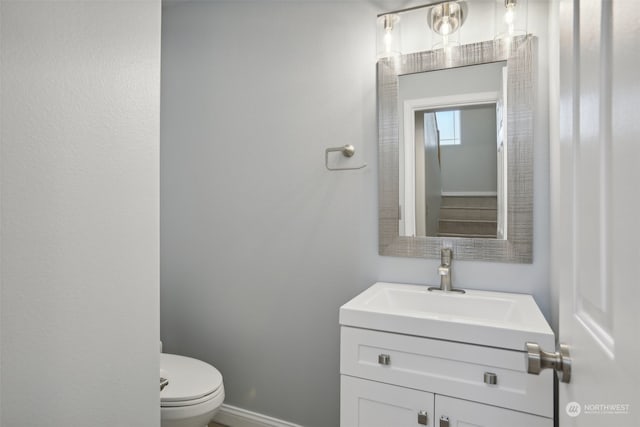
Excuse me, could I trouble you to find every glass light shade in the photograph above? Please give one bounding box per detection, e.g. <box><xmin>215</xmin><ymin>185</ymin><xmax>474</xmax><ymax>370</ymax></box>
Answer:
<box><xmin>376</xmin><ymin>14</ymin><xmax>402</xmax><ymax>60</ymax></box>
<box><xmin>428</xmin><ymin>2</ymin><xmax>464</xmax><ymax>50</ymax></box>
<box><xmin>494</xmin><ymin>0</ymin><xmax>528</xmax><ymax>39</ymax></box>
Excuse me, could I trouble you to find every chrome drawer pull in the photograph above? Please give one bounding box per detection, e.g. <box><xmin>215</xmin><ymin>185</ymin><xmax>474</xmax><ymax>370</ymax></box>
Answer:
<box><xmin>484</xmin><ymin>372</ymin><xmax>497</xmax><ymax>385</ymax></box>
<box><xmin>418</xmin><ymin>410</ymin><xmax>428</xmax><ymax>425</ymax></box>
<box><xmin>378</xmin><ymin>353</ymin><xmax>391</xmax><ymax>365</ymax></box>
<box><xmin>439</xmin><ymin>415</ymin><xmax>450</xmax><ymax>427</ymax></box>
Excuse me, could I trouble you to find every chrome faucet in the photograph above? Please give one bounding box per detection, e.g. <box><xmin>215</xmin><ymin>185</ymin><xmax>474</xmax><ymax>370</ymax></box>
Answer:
<box><xmin>428</xmin><ymin>248</ymin><xmax>465</xmax><ymax>293</ymax></box>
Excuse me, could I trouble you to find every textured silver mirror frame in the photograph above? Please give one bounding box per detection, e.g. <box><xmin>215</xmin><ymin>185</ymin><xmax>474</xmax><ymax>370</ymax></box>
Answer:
<box><xmin>378</xmin><ymin>36</ymin><xmax>536</xmax><ymax>263</ymax></box>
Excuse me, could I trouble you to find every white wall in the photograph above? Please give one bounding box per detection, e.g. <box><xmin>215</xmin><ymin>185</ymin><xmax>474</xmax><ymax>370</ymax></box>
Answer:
<box><xmin>1</xmin><ymin>2</ymin><xmax>161</xmax><ymax>426</ymax></box>
<box><xmin>160</xmin><ymin>1</ymin><xmax>551</xmax><ymax>426</ymax></box>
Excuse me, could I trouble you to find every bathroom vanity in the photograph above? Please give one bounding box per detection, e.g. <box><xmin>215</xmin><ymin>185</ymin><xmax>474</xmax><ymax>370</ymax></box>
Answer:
<box><xmin>339</xmin><ymin>283</ymin><xmax>554</xmax><ymax>427</ymax></box>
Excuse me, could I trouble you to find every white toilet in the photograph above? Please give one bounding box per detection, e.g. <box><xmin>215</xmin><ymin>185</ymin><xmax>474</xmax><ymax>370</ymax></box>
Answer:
<box><xmin>160</xmin><ymin>353</ymin><xmax>225</xmax><ymax>427</ymax></box>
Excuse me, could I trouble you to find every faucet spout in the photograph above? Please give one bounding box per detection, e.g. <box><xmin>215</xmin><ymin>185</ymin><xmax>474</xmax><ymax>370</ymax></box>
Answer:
<box><xmin>439</xmin><ymin>247</ymin><xmax>453</xmax><ymax>291</ymax></box>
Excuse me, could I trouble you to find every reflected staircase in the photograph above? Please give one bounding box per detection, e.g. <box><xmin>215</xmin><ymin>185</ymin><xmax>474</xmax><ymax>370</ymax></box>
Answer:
<box><xmin>437</xmin><ymin>196</ymin><xmax>497</xmax><ymax>238</ymax></box>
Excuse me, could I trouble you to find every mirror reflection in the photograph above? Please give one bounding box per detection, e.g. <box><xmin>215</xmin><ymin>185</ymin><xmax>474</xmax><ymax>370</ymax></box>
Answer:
<box><xmin>398</xmin><ymin>61</ymin><xmax>507</xmax><ymax>240</ymax></box>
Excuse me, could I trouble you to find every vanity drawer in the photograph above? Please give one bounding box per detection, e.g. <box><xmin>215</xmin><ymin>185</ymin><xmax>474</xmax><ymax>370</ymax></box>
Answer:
<box><xmin>340</xmin><ymin>326</ymin><xmax>553</xmax><ymax>418</ymax></box>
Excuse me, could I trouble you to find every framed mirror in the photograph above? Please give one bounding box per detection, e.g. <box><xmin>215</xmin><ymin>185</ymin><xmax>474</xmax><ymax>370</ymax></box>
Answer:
<box><xmin>378</xmin><ymin>36</ymin><xmax>536</xmax><ymax>263</ymax></box>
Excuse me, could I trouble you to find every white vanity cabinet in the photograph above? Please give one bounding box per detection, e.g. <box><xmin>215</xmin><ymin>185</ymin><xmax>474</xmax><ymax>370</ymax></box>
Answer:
<box><xmin>340</xmin><ymin>327</ymin><xmax>553</xmax><ymax>427</ymax></box>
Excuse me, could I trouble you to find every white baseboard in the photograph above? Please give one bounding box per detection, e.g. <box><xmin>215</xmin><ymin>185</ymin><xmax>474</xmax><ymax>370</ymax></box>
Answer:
<box><xmin>212</xmin><ymin>404</ymin><xmax>304</xmax><ymax>427</ymax></box>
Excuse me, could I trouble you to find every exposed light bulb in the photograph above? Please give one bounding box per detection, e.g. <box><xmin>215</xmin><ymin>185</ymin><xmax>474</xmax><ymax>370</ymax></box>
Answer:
<box><xmin>440</xmin><ymin>17</ymin><xmax>452</xmax><ymax>36</ymax></box>
<box><xmin>505</xmin><ymin>3</ymin><xmax>515</xmax><ymax>34</ymax></box>
<box><xmin>378</xmin><ymin>14</ymin><xmax>399</xmax><ymax>58</ymax></box>
<box><xmin>504</xmin><ymin>6</ymin><xmax>515</xmax><ymax>24</ymax></box>
<box><xmin>384</xmin><ymin>29</ymin><xmax>393</xmax><ymax>53</ymax></box>
<box><xmin>503</xmin><ymin>0</ymin><xmax>519</xmax><ymax>36</ymax></box>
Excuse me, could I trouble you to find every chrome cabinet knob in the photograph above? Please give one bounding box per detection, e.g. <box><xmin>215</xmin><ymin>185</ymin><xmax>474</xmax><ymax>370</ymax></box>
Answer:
<box><xmin>378</xmin><ymin>354</ymin><xmax>391</xmax><ymax>365</ymax></box>
<box><xmin>418</xmin><ymin>410</ymin><xmax>428</xmax><ymax>425</ymax></box>
<box><xmin>483</xmin><ymin>372</ymin><xmax>497</xmax><ymax>385</ymax></box>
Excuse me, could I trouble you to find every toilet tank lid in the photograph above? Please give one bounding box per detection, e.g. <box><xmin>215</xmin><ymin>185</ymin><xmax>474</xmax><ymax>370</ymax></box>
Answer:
<box><xmin>160</xmin><ymin>353</ymin><xmax>223</xmax><ymax>402</ymax></box>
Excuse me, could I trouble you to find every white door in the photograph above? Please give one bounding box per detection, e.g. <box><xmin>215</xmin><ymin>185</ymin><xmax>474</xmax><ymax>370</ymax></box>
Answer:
<box><xmin>555</xmin><ymin>0</ymin><xmax>640</xmax><ymax>426</ymax></box>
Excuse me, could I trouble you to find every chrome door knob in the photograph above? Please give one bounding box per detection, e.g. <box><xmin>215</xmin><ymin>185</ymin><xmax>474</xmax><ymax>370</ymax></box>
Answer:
<box><xmin>526</xmin><ymin>342</ymin><xmax>572</xmax><ymax>383</ymax></box>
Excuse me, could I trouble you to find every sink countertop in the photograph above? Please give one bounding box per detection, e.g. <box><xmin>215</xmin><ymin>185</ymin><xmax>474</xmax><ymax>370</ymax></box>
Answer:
<box><xmin>339</xmin><ymin>282</ymin><xmax>555</xmax><ymax>351</ymax></box>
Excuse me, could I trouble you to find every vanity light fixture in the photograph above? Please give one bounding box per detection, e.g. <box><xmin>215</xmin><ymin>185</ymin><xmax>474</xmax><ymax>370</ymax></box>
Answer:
<box><xmin>495</xmin><ymin>0</ymin><xmax>528</xmax><ymax>39</ymax></box>
<box><xmin>427</xmin><ymin>1</ymin><xmax>467</xmax><ymax>49</ymax></box>
<box><xmin>376</xmin><ymin>13</ymin><xmax>401</xmax><ymax>60</ymax></box>
<box><xmin>376</xmin><ymin>1</ymin><xmax>470</xmax><ymax>60</ymax></box>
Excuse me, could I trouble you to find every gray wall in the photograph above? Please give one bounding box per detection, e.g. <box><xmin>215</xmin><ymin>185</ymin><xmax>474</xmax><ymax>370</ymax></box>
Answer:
<box><xmin>1</xmin><ymin>2</ymin><xmax>161</xmax><ymax>426</ymax></box>
<box><xmin>441</xmin><ymin>105</ymin><xmax>498</xmax><ymax>193</ymax></box>
<box><xmin>160</xmin><ymin>1</ymin><xmax>551</xmax><ymax>426</ymax></box>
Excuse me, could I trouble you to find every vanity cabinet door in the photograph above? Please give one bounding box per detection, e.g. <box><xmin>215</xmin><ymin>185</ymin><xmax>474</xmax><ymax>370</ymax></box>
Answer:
<box><xmin>434</xmin><ymin>395</ymin><xmax>552</xmax><ymax>427</ymax></box>
<box><xmin>341</xmin><ymin>376</ymin><xmax>434</xmax><ymax>427</ymax></box>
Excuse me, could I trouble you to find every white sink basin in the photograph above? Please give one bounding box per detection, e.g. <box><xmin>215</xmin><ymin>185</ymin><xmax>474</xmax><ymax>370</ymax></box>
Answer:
<box><xmin>339</xmin><ymin>282</ymin><xmax>554</xmax><ymax>351</ymax></box>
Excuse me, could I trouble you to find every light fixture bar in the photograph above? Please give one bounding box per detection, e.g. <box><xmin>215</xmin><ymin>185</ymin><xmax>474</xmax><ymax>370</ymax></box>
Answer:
<box><xmin>376</xmin><ymin>0</ymin><xmax>461</xmax><ymax>18</ymax></box>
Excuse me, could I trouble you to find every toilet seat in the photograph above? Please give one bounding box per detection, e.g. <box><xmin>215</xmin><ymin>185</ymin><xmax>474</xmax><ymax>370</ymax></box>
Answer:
<box><xmin>161</xmin><ymin>386</ymin><xmax>224</xmax><ymax>407</ymax></box>
<box><xmin>160</xmin><ymin>353</ymin><xmax>223</xmax><ymax>408</ymax></box>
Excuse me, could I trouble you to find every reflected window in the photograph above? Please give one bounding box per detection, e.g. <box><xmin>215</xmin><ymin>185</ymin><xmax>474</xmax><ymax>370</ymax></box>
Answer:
<box><xmin>435</xmin><ymin>110</ymin><xmax>461</xmax><ymax>145</ymax></box>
